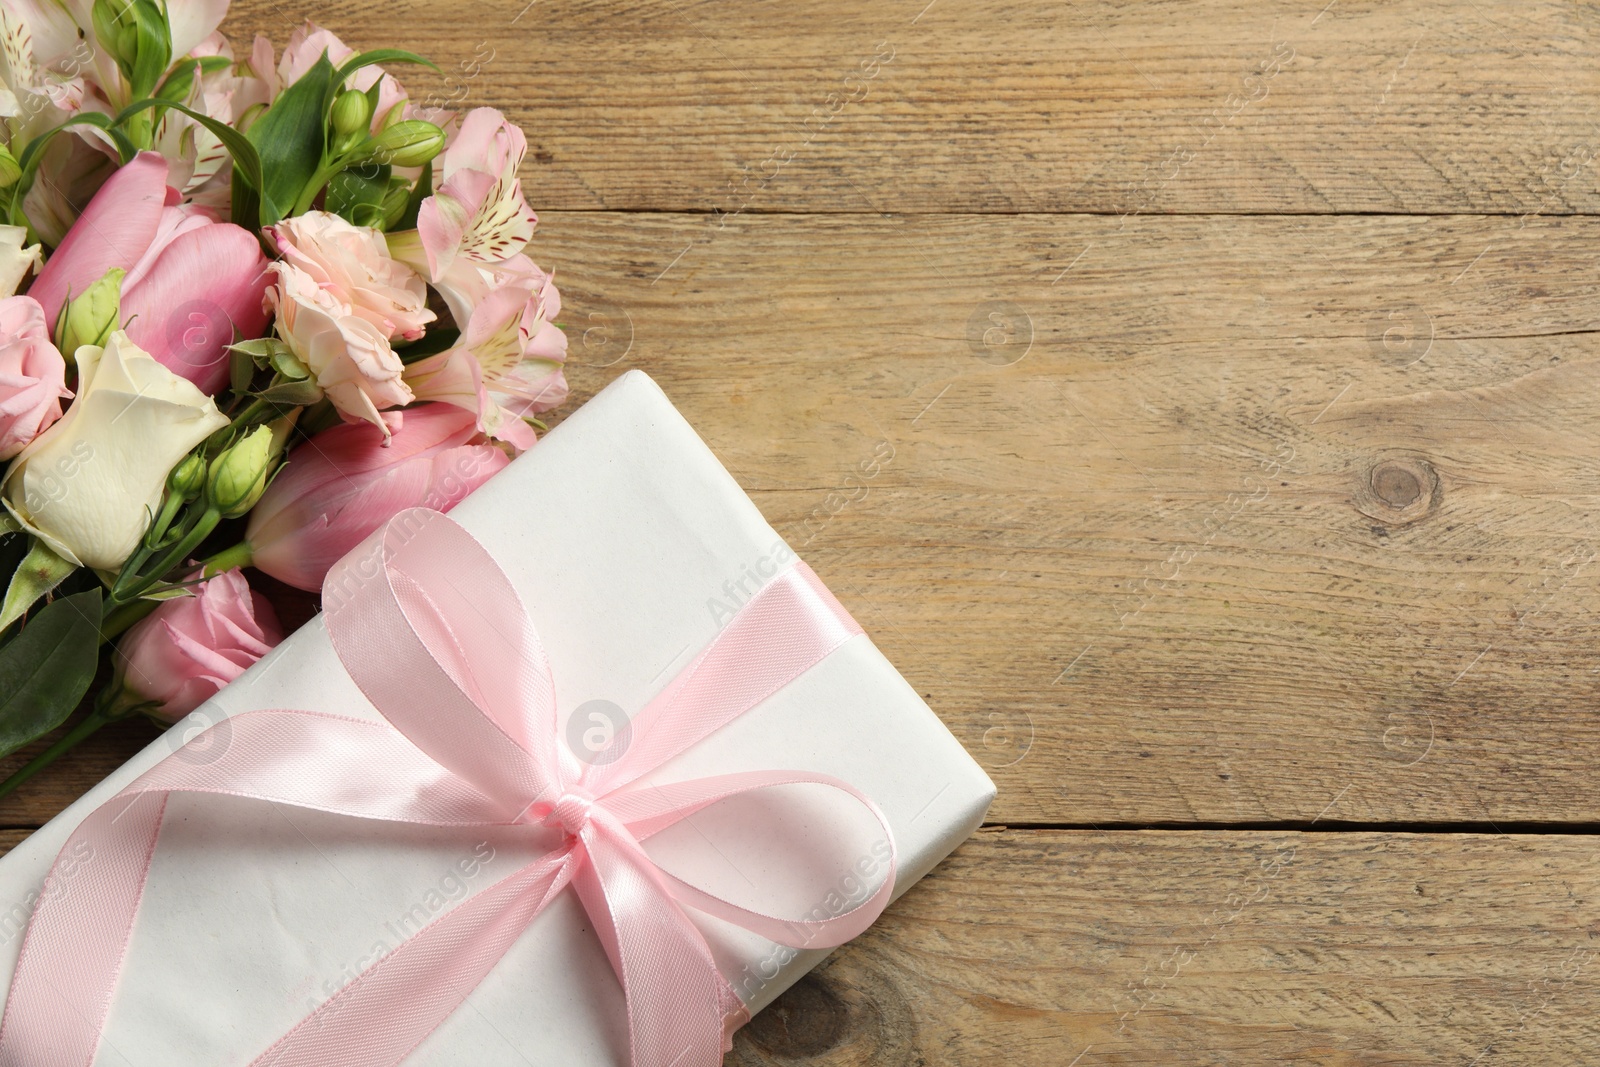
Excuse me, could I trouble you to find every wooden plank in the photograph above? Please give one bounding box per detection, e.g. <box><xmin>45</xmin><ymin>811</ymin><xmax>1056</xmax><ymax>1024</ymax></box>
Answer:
<box><xmin>223</xmin><ymin>0</ymin><xmax>1600</xmax><ymax>215</ymax></box>
<box><xmin>729</xmin><ymin>828</ymin><xmax>1600</xmax><ymax>1066</ymax></box>
<box><xmin>4</xmin><ymin>211</ymin><xmax>1600</xmax><ymax>827</ymax></box>
<box><xmin>539</xmin><ymin>209</ymin><xmax>1600</xmax><ymax>828</ymax></box>
<box><xmin>0</xmin><ymin>825</ymin><xmax>1591</xmax><ymax>1065</ymax></box>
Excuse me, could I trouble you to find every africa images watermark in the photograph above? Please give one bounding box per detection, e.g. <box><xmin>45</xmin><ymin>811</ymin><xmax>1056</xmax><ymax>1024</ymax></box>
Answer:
<box><xmin>730</xmin><ymin>836</ymin><xmax>894</xmax><ymax>1005</ymax></box>
<box><xmin>0</xmin><ymin>838</ymin><xmax>95</xmax><ymax>950</ymax></box>
<box><xmin>303</xmin><ymin>842</ymin><xmax>499</xmax><ymax>1015</ymax></box>
<box><xmin>794</xmin><ymin>438</ymin><xmax>896</xmax><ymax>549</ymax></box>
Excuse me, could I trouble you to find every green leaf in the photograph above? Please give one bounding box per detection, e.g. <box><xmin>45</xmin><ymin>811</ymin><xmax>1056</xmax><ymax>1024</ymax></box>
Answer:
<box><xmin>127</xmin><ymin>0</ymin><xmax>172</xmax><ymax>100</ymax></box>
<box><xmin>253</xmin><ymin>379</ymin><xmax>323</xmax><ymax>406</ymax></box>
<box><xmin>0</xmin><ymin>589</ymin><xmax>102</xmax><ymax>759</ymax></box>
<box><xmin>230</xmin><ymin>165</ymin><xmax>261</xmax><ymax>229</ymax></box>
<box><xmin>0</xmin><ymin>539</ymin><xmax>79</xmax><ymax>633</ymax></box>
<box><xmin>331</xmin><ymin>49</ymin><xmax>439</xmax><ymax>93</ymax></box>
<box><xmin>115</xmin><ymin>98</ymin><xmax>264</xmax><ymax>193</ymax></box>
<box><xmin>268</xmin><ymin>348</ymin><xmax>310</xmax><ymax>381</ymax></box>
<box><xmin>325</xmin><ymin>162</ymin><xmax>389</xmax><ymax>226</ymax></box>
<box><xmin>245</xmin><ymin>53</ymin><xmax>334</xmax><ymax>226</ymax></box>
<box><xmin>0</xmin><ymin>528</ymin><xmax>28</xmax><ymax>603</ymax></box>
<box><xmin>228</xmin><ymin>337</ymin><xmax>292</xmax><ymax>365</ymax></box>
<box><xmin>228</xmin><ymin>343</ymin><xmax>257</xmax><ymax>395</ymax></box>
<box><xmin>155</xmin><ymin>55</ymin><xmax>233</xmax><ymax>102</ymax></box>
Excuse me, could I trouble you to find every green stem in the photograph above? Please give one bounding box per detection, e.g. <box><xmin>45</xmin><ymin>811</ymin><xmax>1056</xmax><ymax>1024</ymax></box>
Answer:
<box><xmin>197</xmin><ymin>541</ymin><xmax>253</xmax><ymax>578</ymax></box>
<box><xmin>0</xmin><ymin>684</ymin><xmax>155</xmax><ymax>801</ymax></box>
<box><xmin>100</xmin><ymin>597</ymin><xmax>160</xmax><ymax>643</ymax></box>
<box><xmin>119</xmin><ymin>488</ymin><xmax>188</xmax><ymax>587</ymax></box>
<box><xmin>0</xmin><ymin>708</ymin><xmax>110</xmax><ymax>803</ymax></box>
<box><xmin>112</xmin><ymin>507</ymin><xmax>221</xmax><ymax>607</ymax></box>
<box><xmin>291</xmin><ymin>158</ymin><xmax>344</xmax><ymax>217</ymax></box>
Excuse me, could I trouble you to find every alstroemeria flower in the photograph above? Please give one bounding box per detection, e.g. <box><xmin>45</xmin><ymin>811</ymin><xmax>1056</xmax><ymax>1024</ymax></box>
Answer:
<box><xmin>0</xmin><ymin>0</ymin><xmax>89</xmax><ymax>141</ymax></box>
<box><xmin>256</xmin><ymin>21</ymin><xmax>409</xmax><ymax>130</ymax></box>
<box><xmin>415</xmin><ymin>108</ymin><xmax>537</xmax><ymax>282</ymax></box>
<box><xmin>148</xmin><ymin>33</ymin><xmax>256</xmax><ymax>209</ymax></box>
<box><xmin>403</xmin><ymin>262</ymin><xmax>566</xmax><ymax>450</ymax></box>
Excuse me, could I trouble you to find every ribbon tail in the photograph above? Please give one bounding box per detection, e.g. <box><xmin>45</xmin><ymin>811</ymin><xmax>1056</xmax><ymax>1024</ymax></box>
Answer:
<box><xmin>583</xmin><ymin>815</ymin><xmax>745</xmax><ymax>1067</ymax></box>
<box><xmin>249</xmin><ymin>848</ymin><xmax>576</xmax><ymax>1067</ymax></box>
<box><xmin>0</xmin><ymin>792</ymin><xmax>166</xmax><ymax>1067</ymax></box>
<box><xmin>0</xmin><ymin>710</ymin><xmax>512</xmax><ymax>1067</ymax></box>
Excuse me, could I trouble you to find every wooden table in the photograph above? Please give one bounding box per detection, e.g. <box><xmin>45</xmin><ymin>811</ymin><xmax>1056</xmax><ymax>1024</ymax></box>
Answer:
<box><xmin>7</xmin><ymin>1</ymin><xmax>1600</xmax><ymax>1062</ymax></box>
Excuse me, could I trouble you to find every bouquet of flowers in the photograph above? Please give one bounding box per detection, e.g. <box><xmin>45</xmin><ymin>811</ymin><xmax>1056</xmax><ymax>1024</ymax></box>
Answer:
<box><xmin>0</xmin><ymin>1</ymin><xmax>567</xmax><ymax>794</ymax></box>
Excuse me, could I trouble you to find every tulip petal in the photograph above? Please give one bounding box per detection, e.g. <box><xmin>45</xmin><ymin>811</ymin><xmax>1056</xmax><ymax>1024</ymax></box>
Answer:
<box><xmin>121</xmin><ymin>222</ymin><xmax>270</xmax><ymax>395</ymax></box>
<box><xmin>30</xmin><ymin>152</ymin><xmax>169</xmax><ymax>327</ymax></box>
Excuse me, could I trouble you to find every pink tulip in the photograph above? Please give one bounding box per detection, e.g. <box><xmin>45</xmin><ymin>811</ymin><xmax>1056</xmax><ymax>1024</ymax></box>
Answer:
<box><xmin>30</xmin><ymin>151</ymin><xmax>270</xmax><ymax>394</ymax></box>
<box><xmin>0</xmin><ymin>295</ymin><xmax>70</xmax><ymax>460</ymax></box>
<box><xmin>113</xmin><ymin>568</ymin><xmax>283</xmax><ymax>723</ymax></box>
<box><xmin>244</xmin><ymin>403</ymin><xmax>509</xmax><ymax>591</ymax></box>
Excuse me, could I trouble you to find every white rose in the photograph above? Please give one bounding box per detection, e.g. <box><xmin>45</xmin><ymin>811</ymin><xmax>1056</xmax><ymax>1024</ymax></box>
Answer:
<box><xmin>1</xmin><ymin>331</ymin><xmax>229</xmax><ymax>569</ymax></box>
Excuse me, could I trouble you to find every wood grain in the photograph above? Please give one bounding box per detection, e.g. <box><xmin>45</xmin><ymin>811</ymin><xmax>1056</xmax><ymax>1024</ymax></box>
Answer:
<box><xmin>731</xmin><ymin>828</ymin><xmax>1600</xmax><ymax>1066</ymax></box>
<box><xmin>6</xmin><ymin>211</ymin><xmax>1600</xmax><ymax>827</ymax></box>
<box><xmin>515</xmin><ymin>210</ymin><xmax>1600</xmax><ymax>828</ymax></box>
<box><xmin>220</xmin><ymin>0</ymin><xmax>1600</xmax><ymax>215</ymax></box>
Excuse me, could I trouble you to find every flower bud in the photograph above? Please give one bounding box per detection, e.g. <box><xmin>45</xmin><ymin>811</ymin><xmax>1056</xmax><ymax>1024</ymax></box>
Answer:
<box><xmin>0</xmin><ymin>145</ymin><xmax>21</xmax><ymax>190</ymax></box>
<box><xmin>361</xmin><ymin>121</ymin><xmax>445</xmax><ymax>168</ymax></box>
<box><xmin>331</xmin><ymin>89</ymin><xmax>373</xmax><ymax>139</ymax></box>
<box><xmin>207</xmin><ymin>425</ymin><xmax>275</xmax><ymax>518</ymax></box>
<box><xmin>58</xmin><ymin>267</ymin><xmax>123</xmax><ymax>356</ymax></box>
<box><xmin>381</xmin><ymin>177</ymin><xmax>412</xmax><ymax>229</ymax></box>
<box><xmin>167</xmin><ymin>452</ymin><xmax>206</xmax><ymax>500</ymax></box>
<box><xmin>92</xmin><ymin>0</ymin><xmax>170</xmax><ymax>92</ymax></box>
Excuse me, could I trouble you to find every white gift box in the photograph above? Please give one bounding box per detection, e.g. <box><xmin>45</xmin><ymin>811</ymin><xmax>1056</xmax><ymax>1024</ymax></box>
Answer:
<box><xmin>0</xmin><ymin>370</ymin><xmax>995</xmax><ymax>1065</ymax></box>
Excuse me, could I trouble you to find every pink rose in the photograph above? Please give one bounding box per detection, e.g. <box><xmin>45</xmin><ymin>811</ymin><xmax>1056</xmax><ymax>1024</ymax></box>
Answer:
<box><xmin>244</xmin><ymin>403</ymin><xmax>509</xmax><ymax>591</ymax></box>
<box><xmin>29</xmin><ymin>152</ymin><xmax>270</xmax><ymax>394</ymax></box>
<box><xmin>0</xmin><ymin>296</ymin><xmax>70</xmax><ymax>460</ymax></box>
<box><xmin>273</xmin><ymin>212</ymin><xmax>434</xmax><ymax>341</ymax></box>
<box><xmin>113</xmin><ymin>569</ymin><xmax>283</xmax><ymax>723</ymax></box>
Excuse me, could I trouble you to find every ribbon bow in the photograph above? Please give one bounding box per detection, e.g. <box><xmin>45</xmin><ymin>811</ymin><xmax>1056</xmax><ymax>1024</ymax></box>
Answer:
<box><xmin>0</xmin><ymin>509</ymin><xmax>896</xmax><ymax>1067</ymax></box>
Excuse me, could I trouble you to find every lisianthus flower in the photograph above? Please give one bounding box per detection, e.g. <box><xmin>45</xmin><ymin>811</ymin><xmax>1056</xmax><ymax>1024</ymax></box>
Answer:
<box><xmin>273</xmin><ymin>211</ymin><xmax>434</xmax><ymax>341</ymax></box>
<box><xmin>0</xmin><ymin>294</ymin><xmax>68</xmax><ymax>460</ymax></box>
<box><xmin>266</xmin><ymin>212</ymin><xmax>431</xmax><ymax>432</ymax></box>
<box><xmin>1</xmin><ymin>330</ymin><xmax>229</xmax><ymax>570</ymax></box>
<box><xmin>113</xmin><ymin>568</ymin><xmax>283</xmax><ymax>723</ymax></box>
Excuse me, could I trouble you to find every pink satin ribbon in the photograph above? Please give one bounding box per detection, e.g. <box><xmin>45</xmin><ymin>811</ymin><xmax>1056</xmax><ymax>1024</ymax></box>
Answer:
<box><xmin>0</xmin><ymin>508</ymin><xmax>896</xmax><ymax>1067</ymax></box>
